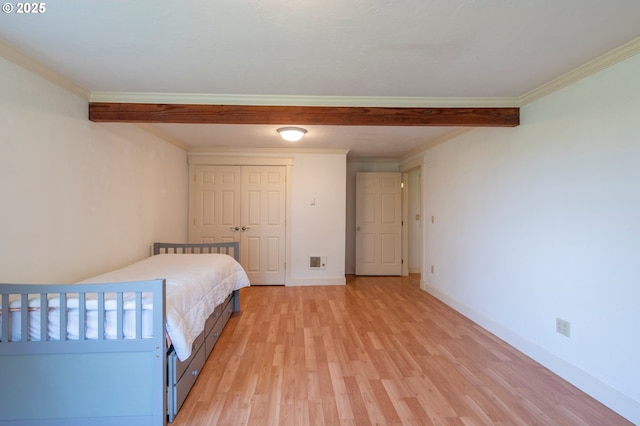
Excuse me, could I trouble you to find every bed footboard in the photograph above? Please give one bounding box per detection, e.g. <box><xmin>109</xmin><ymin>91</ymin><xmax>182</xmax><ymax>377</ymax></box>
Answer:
<box><xmin>0</xmin><ymin>280</ymin><xmax>167</xmax><ymax>426</ymax></box>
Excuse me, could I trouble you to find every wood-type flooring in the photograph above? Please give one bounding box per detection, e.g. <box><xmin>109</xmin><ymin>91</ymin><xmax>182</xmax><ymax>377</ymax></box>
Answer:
<box><xmin>172</xmin><ymin>275</ymin><xmax>631</xmax><ymax>425</ymax></box>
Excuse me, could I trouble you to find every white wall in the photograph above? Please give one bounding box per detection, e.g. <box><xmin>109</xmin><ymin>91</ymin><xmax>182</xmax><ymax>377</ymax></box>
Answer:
<box><xmin>0</xmin><ymin>57</ymin><xmax>188</xmax><ymax>283</ymax></box>
<box><xmin>422</xmin><ymin>53</ymin><xmax>640</xmax><ymax>422</ymax></box>
<box><xmin>289</xmin><ymin>153</ymin><xmax>347</xmax><ymax>285</ymax></box>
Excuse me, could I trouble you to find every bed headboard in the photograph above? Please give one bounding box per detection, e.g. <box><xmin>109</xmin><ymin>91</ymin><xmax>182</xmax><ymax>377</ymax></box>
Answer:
<box><xmin>153</xmin><ymin>242</ymin><xmax>239</xmax><ymax>261</ymax></box>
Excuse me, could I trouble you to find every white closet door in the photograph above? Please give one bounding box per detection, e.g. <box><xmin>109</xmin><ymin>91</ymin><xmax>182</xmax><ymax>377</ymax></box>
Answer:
<box><xmin>241</xmin><ymin>166</ymin><xmax>286</xmax><ymax>285</ymax></box>
<box><xmin>355</xmin><ymin>172</ymin><xmax>402</xmax><ymax>276</ymax></box>
<box><xmin>189</xmin><ymin>165</ymin><xmax>241</xmax><ymax>244</ymax></box>
<box><xmin>189</xmin><ymin>165</ymin><xmax>286</xmax><ymax>285</ymax></box>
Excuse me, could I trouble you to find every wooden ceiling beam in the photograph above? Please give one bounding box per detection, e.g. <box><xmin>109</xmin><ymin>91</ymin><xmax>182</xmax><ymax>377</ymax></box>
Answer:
<box><xmin>89</xmin><ymin>103</ymin><xmax>519</xmax><ymax>127</ymax></box>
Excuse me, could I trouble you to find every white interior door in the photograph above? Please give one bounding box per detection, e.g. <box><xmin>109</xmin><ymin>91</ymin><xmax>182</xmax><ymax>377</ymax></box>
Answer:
<box><xmin>240</xmin><ymin>166</ymin><xmax>286</xmax><ymax>285</ymax></box>
<box><xmin>189</xmin><ymin>165</ymin><xmax>286</xmax><ymax>285</ymax></box>
<box><xmin>355</xmin><ymin>172</ymin><xmax>402</xmax><ymax>275</ymax></box>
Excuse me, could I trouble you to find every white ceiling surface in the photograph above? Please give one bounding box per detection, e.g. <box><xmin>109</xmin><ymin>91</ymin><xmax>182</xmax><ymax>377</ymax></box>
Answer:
<box><xmin>1</xmin><ymin>1</ymin><xmax>640</xmax><ymax>158</ymax></box>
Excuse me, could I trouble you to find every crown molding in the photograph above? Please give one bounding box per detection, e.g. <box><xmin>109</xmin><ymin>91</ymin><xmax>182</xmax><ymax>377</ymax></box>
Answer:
<box><xmin>347</xmin><ymin>157</ymin><xmax>402</xmax><ymax>163</ymax></box>
<box><xmin>188</xmin><ymin>147</ymin><xmax>350</xmax><ymax>156</ymax></box>
<box><xmin>188</xmin><ymin>155</ymin><xmax>295</xmax><ymax>166</ymax></box>
<box><xmin>0</xmin><ymin>39</ymin><xmax>90</xmax><ymax>100</ymax></box>
<box><xmin>89</xmin><ymin>92</ymin><xmax>520</xmax><ymax>108</ymax></box>
<box><xmin>519</xmin><ymin>36</ymin><xmax>640</xmax><ymax>105</ymax></box>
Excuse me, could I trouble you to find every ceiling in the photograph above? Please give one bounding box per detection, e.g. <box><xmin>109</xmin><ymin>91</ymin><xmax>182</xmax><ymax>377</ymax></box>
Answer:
<box><xmin>1</xmin><ymin>0</ymin><xmax>639</xmax><ymax>159</ymax></box>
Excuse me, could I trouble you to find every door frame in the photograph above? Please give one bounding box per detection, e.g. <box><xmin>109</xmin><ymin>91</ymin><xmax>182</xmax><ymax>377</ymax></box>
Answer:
<box><xmin>402</xmin><ymin>172</ymin><xmax>409</xmax><ymax>276</ymax></box>
<box><xmin>400</xmin><ymin>159</ymin><xmax>425</xmax><ymax>277</ymax></box>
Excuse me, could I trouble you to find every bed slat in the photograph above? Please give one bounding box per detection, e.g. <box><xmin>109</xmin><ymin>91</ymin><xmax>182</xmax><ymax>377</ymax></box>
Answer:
<box><xmin>20</xmin><ymin>294</ymin><xmax>28</xmax><ymax>341</ymax></box>
<box><xmin>60</xmin><ymin>292</ymin><xmax>67</xmax><ymax>341</ymax></box>
<box><xmin>97</xmin><ymin>292</ymin><xmax>105</xmax><ymax>340</ymax></box>
<box><xmin>78</xmin><ymin>292</ymin><xmax>86</xmax><ymax>340</ymax></box>
<box><xmin>116</xmin><ymin>292</ymin><xmax>123</xmax><ymax>340</ymax></box>
<box><xmin>40</xmin><ymin>293</ymin><xmax>48</xmax><ymax>341</ymax></box>
<box><xmin>1</xmin><ymin>294</ymin><xmax>8</xmax><ymax>341</ymax></box>
<box><xmin>135</xmin><ymin>291</ymin><xmax>143</xmax><ymax>339</ymax></box>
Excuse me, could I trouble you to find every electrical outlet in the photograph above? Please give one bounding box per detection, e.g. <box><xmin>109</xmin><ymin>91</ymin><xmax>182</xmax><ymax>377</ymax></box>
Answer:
<box><xmin>556</xmin><ymin>318</ymin><xmax>571</xmax><ymax>337</ymax></box>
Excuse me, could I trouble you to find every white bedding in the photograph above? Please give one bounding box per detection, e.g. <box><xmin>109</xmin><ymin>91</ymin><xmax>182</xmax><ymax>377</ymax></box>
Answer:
<box><xmin>0</xmin><ymin>253</ymin><xmax>250</xmax><ymax>361</ymax></box>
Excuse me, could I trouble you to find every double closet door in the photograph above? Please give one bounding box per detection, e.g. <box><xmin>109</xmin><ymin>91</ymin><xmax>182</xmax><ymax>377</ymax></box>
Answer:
<box><xmin>189</xmin><ymin>165</ymin><xmax>286</xmax><ymax>285</ymax></box>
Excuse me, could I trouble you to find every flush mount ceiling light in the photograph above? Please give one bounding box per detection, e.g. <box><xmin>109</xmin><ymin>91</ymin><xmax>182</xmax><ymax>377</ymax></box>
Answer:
<box><xmin>277</xmin><ymin>127</ymin><xmax>307</xmax><ymax>142</ymax></box>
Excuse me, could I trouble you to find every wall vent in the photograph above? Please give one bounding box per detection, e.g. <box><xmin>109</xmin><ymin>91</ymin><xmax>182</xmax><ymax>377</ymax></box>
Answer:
<box><xmin>309</xmin><ymin>256</ymin><xmax>327</xmax><ymax>270</ymax></box>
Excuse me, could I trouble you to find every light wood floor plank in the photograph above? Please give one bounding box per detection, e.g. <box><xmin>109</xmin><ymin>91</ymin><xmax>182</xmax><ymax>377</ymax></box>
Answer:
<box><xmin>172</xmin><ymin>275</ymin><xmax>632</xmax><ymax>425</ymax></box>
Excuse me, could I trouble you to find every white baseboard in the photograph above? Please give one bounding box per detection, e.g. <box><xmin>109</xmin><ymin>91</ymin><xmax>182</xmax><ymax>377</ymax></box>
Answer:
<box><xmin>421</xmin><ymin>280</ymin><xmax>640</xmax><ymax>425</ymax></box>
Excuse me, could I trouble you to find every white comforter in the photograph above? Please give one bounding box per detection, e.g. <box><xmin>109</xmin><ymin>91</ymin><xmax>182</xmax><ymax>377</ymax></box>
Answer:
<box><xmin>78</xmin><ymin>253</ymin><xmax>250</xmax><ymax>361</ymax></box>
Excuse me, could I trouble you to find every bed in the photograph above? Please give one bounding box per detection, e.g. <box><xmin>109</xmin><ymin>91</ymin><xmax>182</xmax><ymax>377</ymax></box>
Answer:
<box><xmin>0</xmin><ymin>241</ymin><xmax>249</xmax><ymax>426</ymax></box>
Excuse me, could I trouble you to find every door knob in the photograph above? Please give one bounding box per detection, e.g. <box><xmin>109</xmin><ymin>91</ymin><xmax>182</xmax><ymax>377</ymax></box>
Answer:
<box><xmin>241</xmin><ymin>226</ymin><xmax>251</xmax><ymax>231</ymax></box>
<box><xmin>356</xmin><ymin>226</ymin><xmax>361</xmax><ymax>231</ymax></box>
<box><xmin>229</xmin><ymin>227</ymin><xmax>239</xmax><ymax>231</ymax></box>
